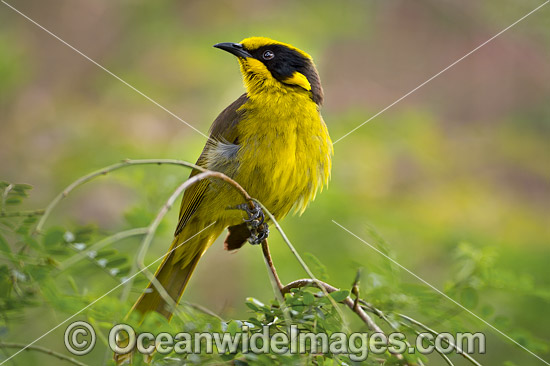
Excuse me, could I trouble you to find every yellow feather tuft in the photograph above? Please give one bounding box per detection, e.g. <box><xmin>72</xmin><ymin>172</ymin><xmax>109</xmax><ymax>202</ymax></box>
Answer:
<box><xmin>282</xmin><ymin>71</ymin><xmax>311</xmax><ymax>91</ymax></box>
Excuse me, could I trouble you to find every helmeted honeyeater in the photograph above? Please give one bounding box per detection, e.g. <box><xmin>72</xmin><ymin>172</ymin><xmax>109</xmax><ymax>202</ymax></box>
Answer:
<box><xmin>131</xmin><ymin>36</ymin><xmax>333</xmax><ymax>320</ymax></box>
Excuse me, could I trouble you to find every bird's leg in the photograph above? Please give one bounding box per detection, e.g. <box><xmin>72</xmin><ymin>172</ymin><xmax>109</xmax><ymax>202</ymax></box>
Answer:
<box><xmin>235</xmin><ymin>203</ymin><xmax>269</xmax><ymax>245</ymax></box>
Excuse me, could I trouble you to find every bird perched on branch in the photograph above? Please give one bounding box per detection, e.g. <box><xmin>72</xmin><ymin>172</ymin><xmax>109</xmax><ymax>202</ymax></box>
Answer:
<box><xmin>131</xmin><ymin>36</ymin><xmax>333</xmax><ymax>320</ymax></box>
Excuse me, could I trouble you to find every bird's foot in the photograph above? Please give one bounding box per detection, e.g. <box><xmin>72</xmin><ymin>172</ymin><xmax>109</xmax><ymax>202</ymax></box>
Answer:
<box><xmin>235</xmin><ymin>203</ymin><xmax>269</xmax><ymax>245</ymax></box>
<box><xmin>248</xmin><ymin>223</ymin><xmax>269</xmax><ymax>245</ymax></box>
<box><xmin>236</xmin><ymin>203</ymin><xmax>265</xmax><ymax>228</ymax></box>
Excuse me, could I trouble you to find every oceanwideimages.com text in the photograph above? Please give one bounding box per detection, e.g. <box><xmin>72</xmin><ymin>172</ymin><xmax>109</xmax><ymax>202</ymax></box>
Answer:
<box><xmin>64</xmin><ymin>321</ymin><xmax>486</xmax><ymax>361</ymax></box>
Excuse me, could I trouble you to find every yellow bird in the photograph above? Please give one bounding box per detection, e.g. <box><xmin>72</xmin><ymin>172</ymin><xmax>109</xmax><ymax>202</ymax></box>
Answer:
<box><xmin>131</xmin><ymin>36</ymin><xmax>333</xmax><ymax>320</ymax></box>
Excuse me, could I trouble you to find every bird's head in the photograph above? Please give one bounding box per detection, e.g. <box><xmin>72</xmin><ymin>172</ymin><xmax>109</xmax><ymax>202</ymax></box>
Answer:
<box><xmin>214</xmin><ymin>37</ymin><xmax>323</xmax><ymax>105</ymax></box>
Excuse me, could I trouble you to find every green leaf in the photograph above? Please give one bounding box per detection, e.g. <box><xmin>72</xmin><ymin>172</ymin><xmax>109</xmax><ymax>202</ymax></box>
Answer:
<box><xmin>329</xmin><ymin>290</ymin><xmax>349</xmax><ymax>303</ymax></box>
<box><xmin>245</xmin><ymin>301</ymin><xmax>260</xmax><ymax>312</ymax></box>
<box><xmin>16</xmin><ymin>216</ymin><xmax>38</xmax><ymax>236</ymax></box>
<box><xmin>227</xmin><ymin>320</ymin><xmax>239</xmax><ymax>335</ymax></box>
<box><xmin>246</xmin><ymin>317</ymin><xmax>262</xmax><ymax>327</ymax></box>
<box><xmin>22</xmin><ymin>216</ymin><xmax>38</xmax><ymax>225</ymax></box>
<box><xmin>74</xmin><ymin>225</ymin><xmax>96</xmax><ymax>243</ymax></box>
<box><xmin>96</xmin><ymin>249</ymin><xmax>116</xmax><ymax>258</ymax></box>
<box><xmin>246</xmin><ymin>297</ymin><xmax>265</xmax><ymax>309</ymax></box>
<box><xmin>5</xmin><ymin>197</ymin><xmax>22</xmax><ymax>205</ymax></box>
<box><xmin>116</xmin><ymin>266</ymin><xmax>131</xmax><ymax>276</ymax></box>
<box><xmin>12</xmin><ymin>183</ymin><xmax>32</xmax><ymax>191</ymax></box>
<box><xmin>107</xmin><ymin>256</ymin><xmax>127</xmax><ymax>267</ymax></box>
<box><xmin>220</xmin><ymin>353</ymin><xmax>237</xmax><ymax>361</ymax></box>
<box><xmin>43</xmin><ymin>227</ymin><xmax>65</xmax><ymax>248</ymax></box>
<box><xmin>303</xmin><ymin>291</ymin><xmax>315</xmax><ymax>305</ymax></box>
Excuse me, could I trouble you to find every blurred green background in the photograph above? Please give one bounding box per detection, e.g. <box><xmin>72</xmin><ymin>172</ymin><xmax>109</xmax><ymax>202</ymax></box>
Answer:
<box><xmin>0</xmin><ymin>0</ymin><xmax>549</xmax><ymax>365</ymax></box>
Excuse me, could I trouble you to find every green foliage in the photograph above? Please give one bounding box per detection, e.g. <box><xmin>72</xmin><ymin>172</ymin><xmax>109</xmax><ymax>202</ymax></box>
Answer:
<box><xmin>2</xmin><ymin>2</ymin><xmax>549</xmax><ymax>364</ymax></box>
<box><xmin>1</xmin><ymin>180</ymin><xmax>548</xmax><ymax>365</ymax></box>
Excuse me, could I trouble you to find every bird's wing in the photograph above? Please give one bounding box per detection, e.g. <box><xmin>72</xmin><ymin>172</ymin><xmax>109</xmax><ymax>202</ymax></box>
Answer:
<box><xmin>174</xmin><ymin>94</ymin><xmax>248</xmax><ymax>236</ymax></box>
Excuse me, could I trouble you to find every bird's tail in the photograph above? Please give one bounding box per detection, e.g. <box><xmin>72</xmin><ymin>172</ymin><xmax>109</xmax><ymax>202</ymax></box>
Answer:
<box><xmin>131</xmin><ymin>231</ymin><xmax>215</xmax><ymax>320</ymax></box>
<box><xmin>131</xmin><ymin>249</ymin><xmax>200</xmax><ymax>319</ymax></box>
<box><xmin>115</xmin><ymin>230</ymin><xmax>217</xmax><ymax>364</ymax></box>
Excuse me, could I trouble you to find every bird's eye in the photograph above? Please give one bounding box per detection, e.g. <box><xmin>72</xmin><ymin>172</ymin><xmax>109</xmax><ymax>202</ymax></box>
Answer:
<box><xmin>262</xmin><ymin>50</ymin><xmax>274</xmax><ymax>60</ymax></box>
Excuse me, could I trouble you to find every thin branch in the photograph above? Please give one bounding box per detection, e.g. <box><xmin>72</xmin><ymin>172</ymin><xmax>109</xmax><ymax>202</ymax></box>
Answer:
<box><xmin>252</xmin><ymin>199</ymin><xmax>351</xmax><ymax>332</ymax></box>
<box><xmin>353</xmin><ymin>300</ymin><xmax>424</xmax><ymax>366</ymax></box>
<box><xmin>281</xmin><ymin>279</ymin><xmax>384</xmax><ymax>334</ymax></box>
<box><xmin>29</xmin><ymin>157</ymin><xmax>256</xmax><ymax>315</ymax></box>
<box><xmin>399</xmin><ymin>313</ymin><xmax>482</xmax><ymax>366</ymax></box>
<box><xmin>259</xmin><ymin>239</ymin><xmax>293</xmax><ymax>332</ymax></box>
<box><xmin>33</xmin><ymin>157</ymin><xmax>345</xmax><ymax>328</ymax></box>
<box><xmin>126</xmin><ymin>178</ymin><xmax>202</xmax><ymax>311</ymax></box>
<box><xmin>4</xmin><ymin>158</ymin><xmax>478</xmax><ymax>366</ymax></box>
<box><xmin>351</xmin><ymin>269</ymin><xmax>361</xmax><ymax>313</ymax></box>
<box><xmin>281</xmin><ymin>279</ymin><xmax>415</xmax><ymax>364</ymax></box>
<box><xmin>261</xmin><ymin>239</ymin><xmax>283</xmax><ymax>291</ymax></box>
<box><xmin>403</xmin><ymin>324</ymin><xmax>454</xmax><ymax>366</ymax></box>
<box><xmin>35</xmin><ymin>159</ymin><xmax>209</xmax><ymax>233</ymax></box>
<box><xmin>0</xmin><ymin>342</ymin><xmax>89</xmax><ymax>366</ymax></box>
<box><xmin>256</xmin><ymin>208</ymin><xmax>410</xmax><ymax>362</ymax></box>
<box><xmin>122</xmin><ymin>169</ymin><xmax>256</xmax><ymax>313</ymax></box>
<box><xmin>30</xmin><ymin>158</ymin><xmax>428</xmax><ymax>366</ymax></box>
<box><xmin>354</xmin><ymin>298</ymin><xmax>481</xmax><ymax>365</ymax></box>
<box><xmin>358</xmin><ymin>298</ymin><xmax>385</xmax><ymax>318</ymax></box>
<box><xmin>356</xmin><ymin>298</ymin><xmax>479</xmax><ymax>365</ymax></box>
<box><xmin>181</xmin><ymin>301</ymin><xmax>225</xmax><ymax>321</ymax></box>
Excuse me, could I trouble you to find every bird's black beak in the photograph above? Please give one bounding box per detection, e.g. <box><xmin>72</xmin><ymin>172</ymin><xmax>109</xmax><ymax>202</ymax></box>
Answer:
<box><xmin>213</xmin><ymin>42</ymin><xmax>252</xmax><ymax>58</ymax></box>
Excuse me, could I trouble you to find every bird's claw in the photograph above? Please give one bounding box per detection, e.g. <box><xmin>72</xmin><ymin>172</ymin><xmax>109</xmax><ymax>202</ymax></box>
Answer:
<box><xmin>235</xmin><ymin>203</ymin><xmax>269</xmax><ymax>245</ymax></box>
<box><xmin>248</xmin><ymin>223</ymin><xmax>269</xmax><ymax>245</ymax></box>
<box><xmin>236</xmin><ymin>203</ymin><xmax>265</xmax><ymax>228</ymax></box>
